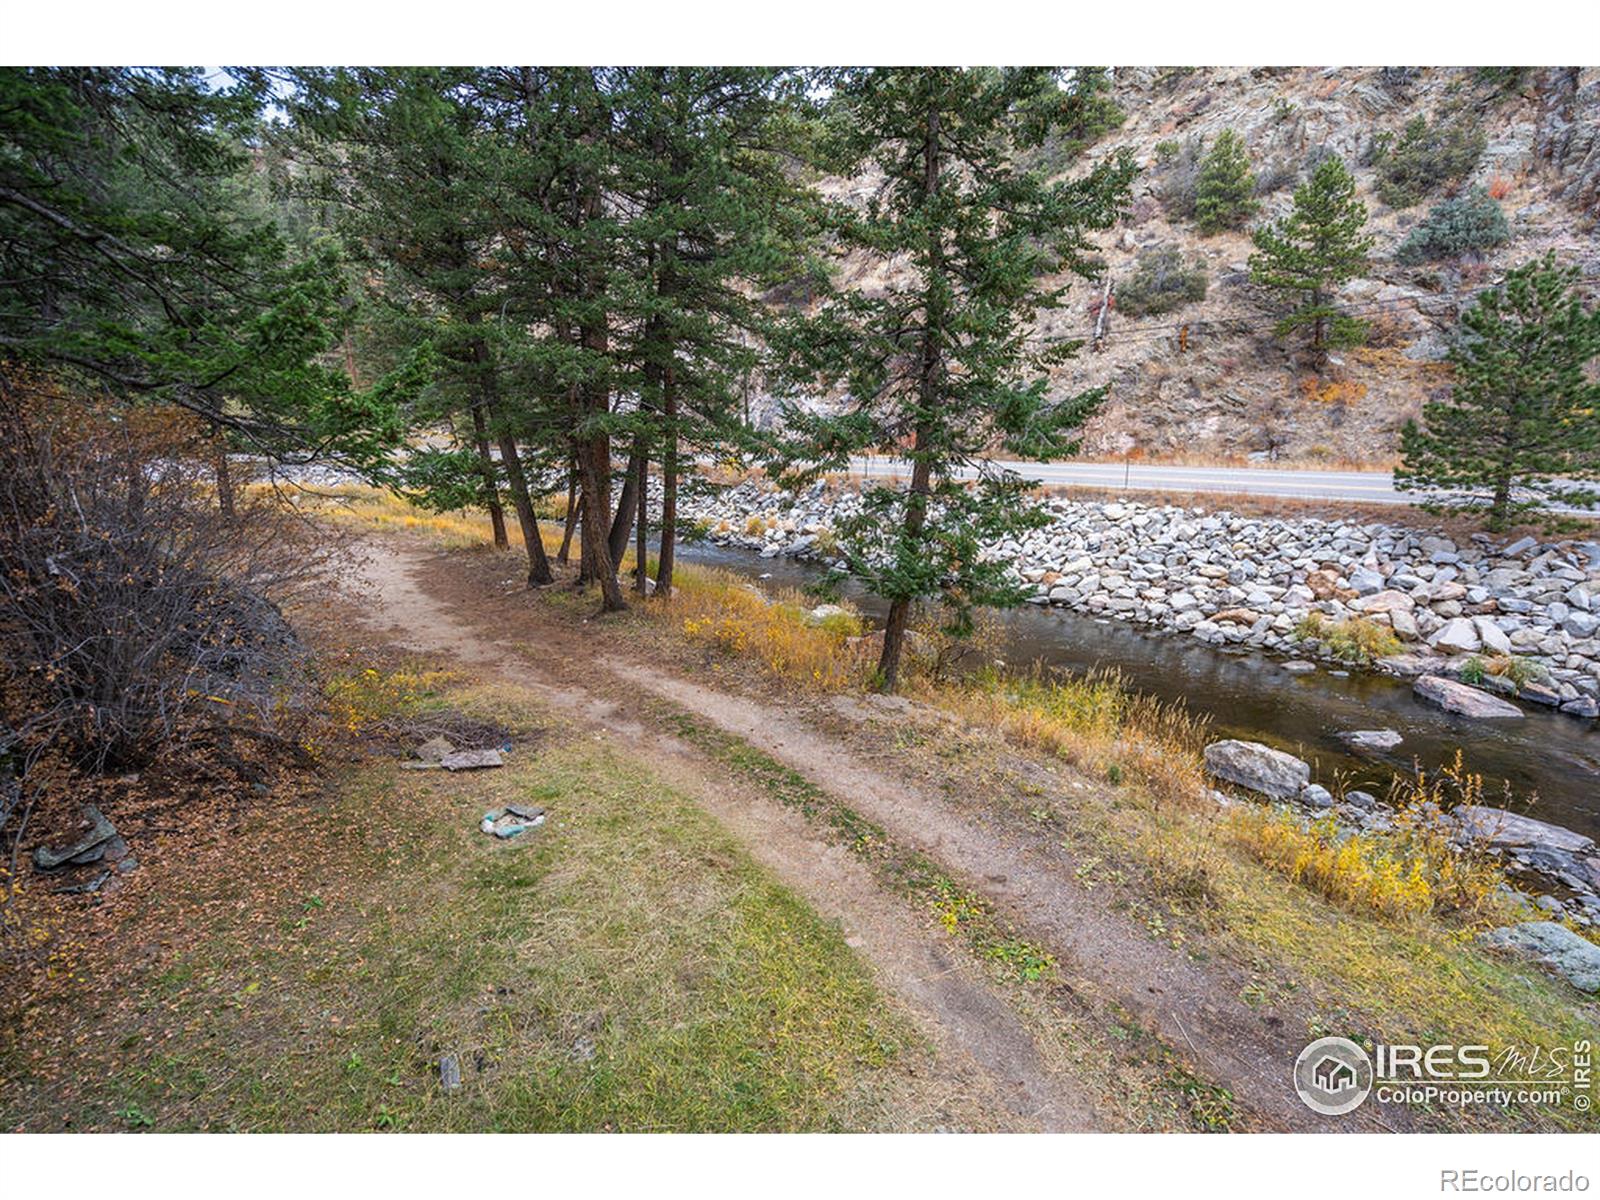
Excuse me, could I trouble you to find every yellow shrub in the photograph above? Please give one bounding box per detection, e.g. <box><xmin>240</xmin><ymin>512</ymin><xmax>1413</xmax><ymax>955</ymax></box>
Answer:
<box><xmin>1228</xmin><ymin>753</ymin><xmax>1507</xmax><ymax>923</ymax></box>
<box><xmin>1295</xmin><ymin>612</ymin><xmax>1402</xmax><ymax>664</ymax></box>
<box><xmin>323</xmin><ymin>664</ymin><xmax>457</xmax><ymax>734</ymax></box>
<box><xmin>671</xmin><ymin>566</ymin><xmax>866</xmax><ymax>691</ymax></box>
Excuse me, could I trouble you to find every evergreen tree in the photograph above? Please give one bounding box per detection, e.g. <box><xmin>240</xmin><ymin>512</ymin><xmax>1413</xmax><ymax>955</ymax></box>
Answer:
<box><xmin>1249</xmin><ymin>155</ymin><xmax>1374</xmax><ymax>351</ymax></box>
<box><xmin>288</xmin><ymin>67</ymin><xmax>556</xmax><ymax>585</ymax></box>
<box><xmin>1194</xmin><ymin>129</ymin><xmax>1257</xmax><ymax>234</ymax></box>
<box><xmin>0</xmin><ymin>68</ymin><xmax>413</xmax><ymax>470</ymax></box>
<box><xmin>1396</xmin><ymin>254</ymin><xmax>1600</xmax><ymax>530</ymax></box>
<box><xmin>772</xmin><ymin>68</ymin><xmax>1134</xmax><ymax>691</ymax></box>
<box><xmin>604</xmin><ymin>68</ymin><xmax>809</xmax><ymax>596</ymax></box>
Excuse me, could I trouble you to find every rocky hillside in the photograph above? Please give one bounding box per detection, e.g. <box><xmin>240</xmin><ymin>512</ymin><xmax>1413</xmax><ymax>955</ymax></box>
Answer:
<box><xmin>778</xmin><ymin>67</ymin><xmax>1600</xmax><ymax>466</ymax></box>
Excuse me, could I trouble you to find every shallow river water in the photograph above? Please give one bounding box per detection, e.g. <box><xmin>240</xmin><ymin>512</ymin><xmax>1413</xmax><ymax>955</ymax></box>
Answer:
<box><xmin>675</xmin><ymin>540</ymin><xmax>1600</xmax><ymax>843</ymax></box>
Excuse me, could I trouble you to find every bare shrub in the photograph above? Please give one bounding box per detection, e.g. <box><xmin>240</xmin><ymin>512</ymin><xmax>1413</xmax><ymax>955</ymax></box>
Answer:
<box><xmin>0</xmin><ymin>375</ymin><xmax>331</xmax><ymax>773</ymax></box>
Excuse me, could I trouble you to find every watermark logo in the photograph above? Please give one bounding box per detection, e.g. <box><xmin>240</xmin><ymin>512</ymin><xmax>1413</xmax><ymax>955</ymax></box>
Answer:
<box><xmin>1293</xmin><ymin>1036</ymin><xmax>1374</xmax><ymax>1115</ymax></box>
<box><xmin>1293</xmin><ymin>1036</ymin><xmax>1592</xmax><ymax>1116</ymax></box>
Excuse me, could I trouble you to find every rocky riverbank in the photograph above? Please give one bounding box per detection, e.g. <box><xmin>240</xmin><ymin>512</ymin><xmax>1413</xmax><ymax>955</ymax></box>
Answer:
<box><xmin>680</xmin><ymin>480</ymin><xmax>1600</xmax><ymax>722</ymax></box>
<box><xmin>1201</xmin><ymin>736</ymin><xmax>1600</xmax><ymax>935</ymax></box>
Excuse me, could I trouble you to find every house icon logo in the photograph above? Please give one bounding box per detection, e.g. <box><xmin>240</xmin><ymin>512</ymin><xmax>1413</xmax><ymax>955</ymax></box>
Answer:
<box><xmin>1294</xmin><ymin>1036</ymin><xmax>1373</xmax><ymax>1116</ymax></box>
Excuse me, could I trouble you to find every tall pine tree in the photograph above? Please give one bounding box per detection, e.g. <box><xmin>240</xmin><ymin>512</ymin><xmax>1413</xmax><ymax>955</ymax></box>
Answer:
<box><xmin>1397</xmin><ymin>254</ymin><xmax>1600</xmax><ymax>529</ymax></box>
<box><xmin>772</xmin><ymin>68</ymin><xmax>1133</xmax><ymax>690</ymax></box>
<box><xmin>1249</xmin><ymin>155</ymin><xmax>1373</xmax><ymax>351</ymax></box>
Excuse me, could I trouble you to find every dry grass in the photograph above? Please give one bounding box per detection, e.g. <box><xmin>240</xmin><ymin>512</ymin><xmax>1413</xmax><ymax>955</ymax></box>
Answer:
<box><xmin>1294</xmin><ymin>613</ymin><xmax>1403</xmax><ymax>665</ymax></box>
<box><xmin>674</xmin><ymin>566</ymin><xmax>866</xmax><ymax>691</ymax></box>
<box><xmin>924</xmin><ymin>667</ymin><xmax>1210</xmax><ymax>809</ymax></box>
<box><xmin>269</xmin><ymin>483</ymin><xmax>505</xmax><ymax>549</ymax></box>
<box><xmin>1229</xmin><ymin>754</ymin><xmax>1512</xmax><ymax>925</ymax></box>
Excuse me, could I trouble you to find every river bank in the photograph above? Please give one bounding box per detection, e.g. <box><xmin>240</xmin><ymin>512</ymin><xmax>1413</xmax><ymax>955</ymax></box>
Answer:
<box><xmin>678</xmin><ymin>479</ymin><xmax>1600</xmax><ymax>719</ymax></box>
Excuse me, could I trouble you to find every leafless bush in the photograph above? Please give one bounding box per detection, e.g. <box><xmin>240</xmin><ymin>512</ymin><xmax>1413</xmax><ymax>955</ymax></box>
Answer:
<box><xmin>0</xmin><ymin>375</ymin><xmax>331</xmax><ymax>774</ymax></box>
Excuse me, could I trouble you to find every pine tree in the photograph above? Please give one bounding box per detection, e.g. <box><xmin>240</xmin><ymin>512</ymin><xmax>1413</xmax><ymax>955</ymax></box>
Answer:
<box><xmin>289</xmin><ymin>67</ymin><xmax>556</xmax><ymax>586</ymax></box>
<box><xmin>1194</xmin><ymin>129</ymin><xmax>1257</xmax><ymax>234</ymax></box>
<box><xmin>772</xmin><ymin>68</ymin><xmax>1134</xmax><ymax>691</ymax></box>
<box><xmin>1396</xmin><ymin>254</ymin><xmax>1600</xmax><ymax>530</ymax></box>
<box><xmin>603</xmin><ymin>68</ymin><xmax>807</xmax><ymax>596</ymax></box>
<box><xmin>0</xmin><ymin>68</ymin><xmax>412</xmax><ymax>469</ymax></box>
<box><xmin>1249</xmin><ymin>155</ymin><xmax>1374</xmax><ymax>351</ymax></box>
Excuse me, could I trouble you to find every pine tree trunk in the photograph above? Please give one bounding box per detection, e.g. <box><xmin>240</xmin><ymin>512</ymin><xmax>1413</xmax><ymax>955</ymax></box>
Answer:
<box><xmin>876</xmin><ymin>100</ymin><xmax>943</xmax><ymax>693</ymax></box>
<box><xmin>470</xmin><ymin>402</ymin><xmax>510</xmax><ymax>549</ymax></box>
<box><xmin>609</xmin><ymin>436</ymin><xmax>646</xmax><ymax>568</ymax></box>
<box><xmin>578</xmin><ymin>438</ymin><xmax>627</xmax><ymax>611</ymax></box>
<box><xmin>496</xmin><ymin>426</ymin><xmax>553</xmax><ymax>587</ymax></box>
<box><xmin>215</xmin><ymin>444</ymin><xmax>235</xmax><ymax>521</ymax></box>
<box><xmin>1491</xmin><ymin>475</ymin><xmax>1513</xmax><ymax>532</ymax></box>
<box><xmin>655</xmin><ymin>367</ymin><xmax>677</xmax><ymax>596</ymax></box>
<box><xmin>634</xmin><ymin>451</ymin><xmax>650</xmax><ymax>595</ymax></box>
<box><xmin>557</xmin><ymin>461</ymin><xmax>580</xmax><ymax>564</ymax></box>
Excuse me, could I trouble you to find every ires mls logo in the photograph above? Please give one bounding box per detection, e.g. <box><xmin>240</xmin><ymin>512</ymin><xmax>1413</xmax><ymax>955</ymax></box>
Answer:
<box><xmin>1293</xmin><ymin>1037</ymin><xmax>1594</xmax><ymax>1116</ymax></box>
<box><xmin>1294</xmin><ymin>1037</ymin><xmax>1374</xmax><ymax>1116</ymax></box>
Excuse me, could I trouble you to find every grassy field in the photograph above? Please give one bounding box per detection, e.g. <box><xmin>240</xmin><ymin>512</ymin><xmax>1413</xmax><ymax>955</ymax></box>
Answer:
<box><xmin>0</xmin><ymin>680</ymin><xmax>935</xmax><ymax>1132</ymax></box>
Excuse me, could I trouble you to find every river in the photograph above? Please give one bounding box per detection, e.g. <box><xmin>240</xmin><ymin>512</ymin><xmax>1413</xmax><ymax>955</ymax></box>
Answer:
<box><xmin>675</xmin><ymin>540</ymin><xmax>1600</xmax><ymax>843</ymax></box>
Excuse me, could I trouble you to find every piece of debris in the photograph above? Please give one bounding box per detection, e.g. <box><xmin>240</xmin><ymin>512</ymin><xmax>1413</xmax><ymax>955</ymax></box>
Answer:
<box><xmin>480</xmin><ymin>804</ymin><xmax>546</xmax><ymax>839</ymax></box>
<box><xmin>53</xmin><ymin>870</ymin><xmax>113</xmax><ymax>896</ymax></box>
<box><xmin>441</xmin><ymin>748</ymin><xmax>504</xmax><ymax>771</ymax></box>
<box><xmin>33</xmin><ymin>804</ymin><xmax>118</xmax><ymax>871</ymax></box>
<box><xmin>439</xmin><ymin>1054</ymin><xmax>462</xmax><ymax>1092</ymax></box>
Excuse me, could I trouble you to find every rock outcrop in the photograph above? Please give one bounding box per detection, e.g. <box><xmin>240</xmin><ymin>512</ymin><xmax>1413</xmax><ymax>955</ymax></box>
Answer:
<box><xmin>1479</xmin><ymin>922</ymin><xmax>1600</xmax><ymax>992</ymax></box>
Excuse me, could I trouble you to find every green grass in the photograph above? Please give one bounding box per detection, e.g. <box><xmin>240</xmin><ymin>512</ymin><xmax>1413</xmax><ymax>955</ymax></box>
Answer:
<box><xmin>0</xmin><ymin>688</ymin><xmax>924</xmax><ymax>1132</ymax></box>
<box><xmin>652</xmin><ymin>702</ymin><xmax>1060</xmax><ymax>985</ymax></box>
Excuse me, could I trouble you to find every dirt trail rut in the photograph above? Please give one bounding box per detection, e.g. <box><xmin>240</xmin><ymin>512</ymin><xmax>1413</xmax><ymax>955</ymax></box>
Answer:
<box><xmin>354</xmin><ymin>541</ymin><xmax>1099</xmax><ymax>1131</ymax></box>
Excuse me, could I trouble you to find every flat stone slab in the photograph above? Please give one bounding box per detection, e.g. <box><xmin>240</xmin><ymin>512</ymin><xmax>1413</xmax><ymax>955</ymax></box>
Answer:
<box><xmin>1479</xmin><ymin>922</ymin><xmax>1600</xmax><ymax>992</ymax></box>
<box><xmin>1414</xmin><ymin>674</ymin><xmax>1524</xmax><ymax>719</ymax></box>
<box><xmin>441</xmin><ymin>749</ymin><xmax>504</xmax><ymax>771</ymax></box>
<box><xmin>33</xmin><ymin>804</ymin><xmax>118</xmax><ymax>871</ymax></box>
<box><xmin>1340</xmin><ymin>729</ymin><xmax>1403</xmax><ymax>752</ymax></box>
<box><xmin>1454</xmin><ymin>806</ymin><xmax>1595</xmax><ymax>856</ymax></box>
<box><xmin>1203</xmin><ymin>739</ymin><xmax>1311</xmax><ymax>800</ymax></box>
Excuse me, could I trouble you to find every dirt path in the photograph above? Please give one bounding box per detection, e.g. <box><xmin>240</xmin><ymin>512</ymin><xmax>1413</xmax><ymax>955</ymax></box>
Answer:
<box><xmin>354</xmin><ymin>541</ymin><xmax>1100</xmax><ymax>1131</ymax></box>
<box><xmin>351</xmin><ymin>537</ymin><xmax>1391</xmax><ymax>1133</ymax></box>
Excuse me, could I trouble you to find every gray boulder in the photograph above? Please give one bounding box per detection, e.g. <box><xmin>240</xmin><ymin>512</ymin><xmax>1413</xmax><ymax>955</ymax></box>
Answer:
<box><xmin>1203</xmin><ymin>739</ymin><xmax>1311</xmax><ymax>800</ymax></box>
<box><xmin>1479</xmin><ymin>922</ymin><xmax>1600</xmax><ymax>992</ymax></box>
<box><xmin>1300</xmin><ymin>783</ymin><xmax>1335</xmax><ymax>808</ymax></box>
<box><xmin>1432</xmin><ymin>617</ymin><xmax>1482</xmax><ymax>655</ymax></box>
<box><xmin>1340</xmin><ymin>729</ymin><xmax>1403</xmax><ymax>752</ymax></box>
<box><xmin>1454</xmin><ymin>806</ymin><xmax>1595</xmax><ymax>856</ymax></box>
<box><xmin>1414</xmin><ymin>674</ymin><xmax>1524</xmax><ymax>719</ymax></box>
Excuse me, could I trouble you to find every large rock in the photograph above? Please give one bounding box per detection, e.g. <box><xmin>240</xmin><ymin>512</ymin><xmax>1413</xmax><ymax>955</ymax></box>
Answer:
<box><xmin>1473</xmin><ymin>617</ymin><xmax>1512</xmax><ymax>655</ymax></box>
<box><xmin>1413</xmin><ymin>674</ymin><xmax>1524</xmax><ymax>718</ymax></box>
<box><xmin>32</xmin><ymin>804</ymin><xmax>118</xmax><ymax>871</ymax></box>
<box><xmin>1454</xmin><ymin>806</ymin><xmax>1595</xmax><ymax>856</ymax></box>
<box><xmin>1352</xmin><ymin>589</ymin><xmax>1415</xmax><ymax>615</ymax></box>
<box><xmin>1479</xmin><ymin>922</ymin><xmax>1600</xmax><ymax>992</ymax></box>
<box><xmin>1203</xmin><ymin>739</ymin><xmax>1311</xmax><ymax>800</ymax></box>
<box><xmin>1431</xmin><ymin>617</ymin><xmax>1482</xmax><ymax>655</ymax></box>
<box><xmin>1340</xmin><ymin>729</ymin><xmax>1403</xmax><ymax>752</ymax></box>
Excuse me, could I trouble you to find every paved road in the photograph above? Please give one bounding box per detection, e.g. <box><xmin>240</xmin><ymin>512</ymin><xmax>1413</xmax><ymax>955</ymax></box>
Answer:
<box><xmin>848</xmin><ymin>456</ymin><xmax>1598</xmax><ymax>514</ymax></box>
